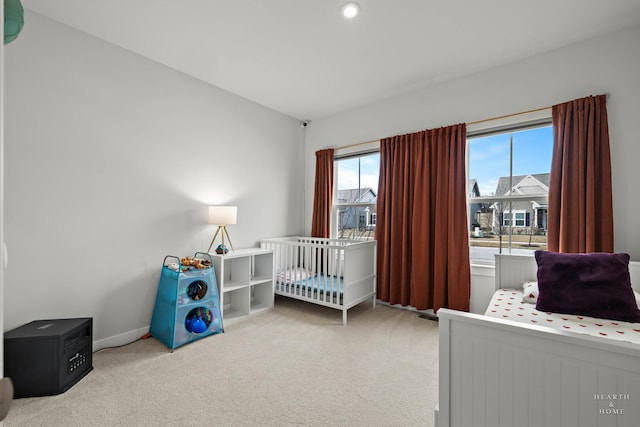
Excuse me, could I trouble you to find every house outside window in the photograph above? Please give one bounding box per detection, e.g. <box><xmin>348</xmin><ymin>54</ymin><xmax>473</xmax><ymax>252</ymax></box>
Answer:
<box><xmin>334</xmin><ymin>151</ymin><xmax>379</xmax><ymax>241</ymax></box>
<box><xmin>467</xmin><ymin>117</ymin><xmax>553</xmax><ymax>263</ymax></box>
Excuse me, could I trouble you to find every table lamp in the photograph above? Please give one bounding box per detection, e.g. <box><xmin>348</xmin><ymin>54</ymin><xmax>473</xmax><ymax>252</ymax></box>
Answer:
<box><xmin>207</xmin><ymin>206</ymin><xmax>237</xmax><ymax>254</ymax></box>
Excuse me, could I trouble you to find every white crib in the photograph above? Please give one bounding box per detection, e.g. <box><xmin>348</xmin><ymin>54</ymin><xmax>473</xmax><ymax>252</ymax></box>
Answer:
<box><xmin>260</xmin><ymin>237</ymin><xmax>377</xmax><ymax>325</ymax></box>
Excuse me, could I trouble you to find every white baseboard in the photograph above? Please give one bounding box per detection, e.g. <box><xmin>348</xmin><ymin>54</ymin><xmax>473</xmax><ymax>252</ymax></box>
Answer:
<box><xmin>92</xmin><ymin>326</ymin><xmax>150</xmax><ymax>352</ymax></box>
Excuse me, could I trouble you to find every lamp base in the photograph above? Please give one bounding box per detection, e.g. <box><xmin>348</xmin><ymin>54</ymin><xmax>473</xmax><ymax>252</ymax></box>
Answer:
<box><xmin>207</xmin><ymin>226</ymin><xmax>234</xmax><ymax>254</ymax></box>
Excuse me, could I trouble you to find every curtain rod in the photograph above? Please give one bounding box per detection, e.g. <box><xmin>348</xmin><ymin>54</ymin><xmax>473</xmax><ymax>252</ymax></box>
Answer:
<box><xmin>467</xmin><ymin>105</ymin><xmax>551</xmax><ymax>126</ymax></box>
<box><xmin>335</xmin><ymin>139</ymin><xmax>380</xmax><ymax>151</ymax></box>
<box><xmin>334</xmin><ymin>104</ymin><xmax>553</xmax><ymax>152</ymax></box>
<box><xmin>334</xmin><ymin>94</ymin><xmax>608</xmax><ymax>152</ymax></box>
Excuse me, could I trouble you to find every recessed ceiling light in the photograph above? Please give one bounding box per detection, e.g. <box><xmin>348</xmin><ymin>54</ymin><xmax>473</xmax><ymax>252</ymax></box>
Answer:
<box><xmin>341</xmin><ymin>3</ymin><xmax>360</xmax><ymax>19</ymax></box>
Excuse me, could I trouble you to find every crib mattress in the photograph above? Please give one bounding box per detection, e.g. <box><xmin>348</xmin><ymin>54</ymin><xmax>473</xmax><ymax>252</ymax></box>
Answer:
<box><xmin>486</xmin><ymin>289</ymin><xmax>640</xmax><ymax>344</ymax></box>
<box><xmin>276</xmin><ymin>275</ymin><xmax>344</xmax><ymax>295</ymax></box>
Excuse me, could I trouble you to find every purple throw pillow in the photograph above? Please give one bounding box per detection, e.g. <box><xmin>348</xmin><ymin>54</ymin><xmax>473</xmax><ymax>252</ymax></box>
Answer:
<box><xmin>535</xmin><ymin>251</ymin><xmax>640</xmax><ymax>323</ymax></box>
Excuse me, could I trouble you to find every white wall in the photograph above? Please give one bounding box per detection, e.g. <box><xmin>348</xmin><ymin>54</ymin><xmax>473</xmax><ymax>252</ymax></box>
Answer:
<box><xmin>304</xmin><ymin>24</ymin><xmax>640</xmax><ymax>311</ymax></box>
<box><xmin>3</xmin><ymin>12</ymin><xmax>304</xmax><ymax>347</ymax></box>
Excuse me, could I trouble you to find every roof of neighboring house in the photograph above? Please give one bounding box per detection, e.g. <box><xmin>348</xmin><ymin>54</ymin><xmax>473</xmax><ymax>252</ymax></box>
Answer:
<box><xmin>337</xmin><ymin>187</ymin><xmax>377</xmax><ymax>203</ymax></box>
<box><xmin>468</xmin><ymin>179</ymin><xmax>480</xmax><ymax>197</ymax></box>
<box><xmin>495</xmin><ymin>173</ymin><xmax>550</xmax><ymax>196</ymax></box>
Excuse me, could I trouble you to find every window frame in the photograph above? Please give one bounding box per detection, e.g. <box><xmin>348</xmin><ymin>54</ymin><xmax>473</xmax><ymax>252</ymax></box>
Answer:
<box><xmin>332</xmin><ymin>146</ymin><xmax>380</xmax><ymax>241</ymax></box>
<box><xmin>467</xmin><ymin>111</ymin><xmax>553</xmax><ymax>264</ymax></box>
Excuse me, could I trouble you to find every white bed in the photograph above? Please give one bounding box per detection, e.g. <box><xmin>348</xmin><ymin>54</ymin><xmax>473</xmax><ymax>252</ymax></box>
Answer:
<box><xmin>259</xmin><ymin>237</ymin><xmax>376</xmax><ymax>325</ymax></box>
<box><xmin>436</xmin><ymin>253</ymin><xmax>640</xmax><ymax>427</ymax></box>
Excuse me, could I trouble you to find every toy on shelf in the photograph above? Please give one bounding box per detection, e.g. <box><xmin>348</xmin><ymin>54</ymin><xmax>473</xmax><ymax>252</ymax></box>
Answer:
<box><xmin>215</xmin><ymin>244</ymin><xmax>229</xmax><ymax>255</ymax></box>
<box><xmin>149</xmin><ymin>252</ymin><xmax>223</xmax><ymax>350</ymax></box>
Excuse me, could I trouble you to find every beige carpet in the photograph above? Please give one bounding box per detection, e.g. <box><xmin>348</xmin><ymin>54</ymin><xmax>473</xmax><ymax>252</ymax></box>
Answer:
<box><xmin>5</xmin><ymin>297</ymin><xmax>439</xmax><ymax>427</ymax></box>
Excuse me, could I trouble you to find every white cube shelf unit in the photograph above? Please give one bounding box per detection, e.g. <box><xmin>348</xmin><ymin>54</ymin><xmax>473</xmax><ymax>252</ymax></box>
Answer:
<box><xmin>211</xmin><ymin>248</ymin><xmax>274</xmax><ymax>324</ymax></box>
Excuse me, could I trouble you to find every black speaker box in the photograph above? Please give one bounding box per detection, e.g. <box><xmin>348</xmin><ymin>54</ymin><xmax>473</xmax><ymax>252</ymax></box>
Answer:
<box><xmin>4</xmin><ymin>318</ymin><xmax>93</xmax><ymax>398</ymax></box>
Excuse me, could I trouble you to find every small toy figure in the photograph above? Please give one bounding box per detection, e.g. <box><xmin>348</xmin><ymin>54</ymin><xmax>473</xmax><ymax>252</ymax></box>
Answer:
<box><xmin>215</xmin><ymin>244</ymin><xmax>229</xmax><ymax>255</ymax></box>
<box><xmin>180</xmin><ymin>256</ymin><xmax>211</xmax><ymax>269</ymax></box>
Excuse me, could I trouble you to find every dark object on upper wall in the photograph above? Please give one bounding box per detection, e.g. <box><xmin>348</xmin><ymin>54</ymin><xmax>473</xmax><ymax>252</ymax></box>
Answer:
<box><xmin>4</xmin><ymin>0</ymin><xmax>24</xmax><ymax>44</ymax></box>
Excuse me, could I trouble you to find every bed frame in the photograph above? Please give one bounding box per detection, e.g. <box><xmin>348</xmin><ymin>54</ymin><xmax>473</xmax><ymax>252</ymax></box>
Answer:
<box><xmin>436</xmin><ymin>254</ymin><xmax>640</xmax><ymax>427</ymax></box>
<box><xmin>259</xmin><ymin>237</ymin><xmax>376</xmax><ymax>325</ymax></box>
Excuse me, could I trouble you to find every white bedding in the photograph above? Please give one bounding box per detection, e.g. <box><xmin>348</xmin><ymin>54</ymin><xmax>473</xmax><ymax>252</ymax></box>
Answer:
<box><xmin>485</xmin><ymin>288</ymin><xmax>640</xmax><ymax>345</ymax></box>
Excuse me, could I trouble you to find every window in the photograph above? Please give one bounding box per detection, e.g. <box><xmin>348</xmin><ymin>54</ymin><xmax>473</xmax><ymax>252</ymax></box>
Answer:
<box><xmin>334</xmin><ymin>151</ymin><xmax>380</xmax><ymax>241</ymax></box>
<box><xmin>501</xmin><ymin>212</ymin><xmax>511</xmax><ymax>227</ymax></box>
<box><xmin>467</xmin><ymin>120</ymin><xmax>553</xmax><ymax>263</ymax></box>
<box><xmin>501</xmin><ymin>211</ymin><xmax>531</xmax><ymax>227</ymax></box>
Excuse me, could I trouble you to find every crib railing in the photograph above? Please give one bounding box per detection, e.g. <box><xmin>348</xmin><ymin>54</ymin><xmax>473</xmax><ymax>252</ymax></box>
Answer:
<box><xmin>260</xmin><ymin>237</ymin><xmax>377</xmax><ymax>324</ymax></box>
<box><xmin>261</xmin><ymin>237</ymin><xmax>344</xmax><ymax>303</ymax></box>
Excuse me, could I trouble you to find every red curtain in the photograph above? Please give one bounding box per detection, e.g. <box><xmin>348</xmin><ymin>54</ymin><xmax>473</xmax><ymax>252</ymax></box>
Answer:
<box><xmin>376</xmin><ymin>124</ymin><xmax>470</xmax><ymax>312</ymax></box>
<box><xmin>311</xmin><ymin>148</ymin><xmax>334</xmax><ymax>238</ymax></box>
<box><xmin>548</xmin><ymin>95</ymin><xmax>614</xmax><ymax>253</ymax></box>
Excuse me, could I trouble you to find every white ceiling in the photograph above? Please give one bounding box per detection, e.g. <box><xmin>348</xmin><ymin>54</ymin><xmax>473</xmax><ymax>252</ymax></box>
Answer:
<box><xmin>22</xmin><ymin>0</ymin><xmax>640</xmax><ymax>121</ymax></box>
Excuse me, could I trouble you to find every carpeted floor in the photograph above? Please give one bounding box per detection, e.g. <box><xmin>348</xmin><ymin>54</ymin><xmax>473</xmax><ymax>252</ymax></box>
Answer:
<box><xmin>5</xmin><ymin>297</ymin><xmax>439</xmax><ymax>426</ymax></box>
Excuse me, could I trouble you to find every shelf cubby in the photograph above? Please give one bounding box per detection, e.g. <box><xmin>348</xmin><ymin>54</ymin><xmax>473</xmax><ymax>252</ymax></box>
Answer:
<box><xmin>211</xmin><ymin>248</ymin><xmax>274</xmax><ymax>324</ymax></box>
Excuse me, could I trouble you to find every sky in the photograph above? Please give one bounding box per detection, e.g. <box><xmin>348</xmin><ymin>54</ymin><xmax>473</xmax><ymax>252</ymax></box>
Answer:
<box><xmin>337</xmin><ymin>153</ymin><xmax>380</xmax><ymax>191</ymax></box>
<box><xmin>469</xmin><ymin>125</ymin><xmax>553</xmax><ymax>195</ymax></box>
<box><xmin>336</xmin><ymin>125</ymin><xmax>553</xmax><ymax>195</ymax></box>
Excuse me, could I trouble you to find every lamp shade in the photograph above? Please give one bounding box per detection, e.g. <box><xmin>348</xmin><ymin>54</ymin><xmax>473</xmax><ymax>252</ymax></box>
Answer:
<box><xmin>208</xmin><ymin>206</ymin><xmax>237</xmax><ymax>225</ymax></box>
